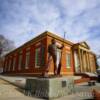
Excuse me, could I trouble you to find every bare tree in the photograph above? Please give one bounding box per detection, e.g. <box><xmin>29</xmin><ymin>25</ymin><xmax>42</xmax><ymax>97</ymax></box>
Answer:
<box><xmin>0</xmin><ymin>35</ymin><xmax>15</xmax><ymax>57</ymax></box>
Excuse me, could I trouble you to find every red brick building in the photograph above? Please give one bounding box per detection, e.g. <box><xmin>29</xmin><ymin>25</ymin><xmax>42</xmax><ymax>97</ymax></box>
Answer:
<box><xmin>3</xmin><ymin>31</ymin><xmax>96</xmax><ymax>76</ymax></box>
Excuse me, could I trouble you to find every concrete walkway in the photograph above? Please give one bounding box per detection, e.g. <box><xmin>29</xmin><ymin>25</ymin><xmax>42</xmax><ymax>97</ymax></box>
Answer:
<box><xmin>0</xmin><ymin>75</ymin><xmax>26</xmax><ymax>88</ymax></box>
<box><xmin>0</xmin><ymin>75</ymin><xmax>100</xmax><ymax>100</ymax></box>
<box><xmin>0</xmin><ymin>78</ymin><xmax>43</xmax><ymax>100</ymax></box>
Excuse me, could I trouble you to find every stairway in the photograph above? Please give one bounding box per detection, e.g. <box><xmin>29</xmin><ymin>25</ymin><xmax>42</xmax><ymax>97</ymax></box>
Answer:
<box><xmin>74</xmin><ymin>72</ymin><xmax>97</xmax><ymax>84</ymax></box>
<box><xmin>74</xmin><ymin>77</ymin><xmax>90</xmax><ymax>84</ymax></box>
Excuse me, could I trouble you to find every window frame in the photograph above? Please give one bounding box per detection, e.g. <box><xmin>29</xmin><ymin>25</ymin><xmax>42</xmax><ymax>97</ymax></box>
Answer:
<box><xmin>57</xmin><ymin>49</ymin><xmax>61</xmax><ymax>68</ymax></box>
<box><xmin>25</xmin><ymin>51</ymin><xmax>30</xmax><ymax>69</ymax></box>
<box><xmin>12</xmin><ymin>57</ymin><xmax>16</xmax><ymax>71</ymax></box>
<box><xmin>8</xmin><ymin>58</ymin><xmax>12</xmax><ymax>71</ymax></box>
<box><xmin>35</xmin><ymin>47</ymin><xmax>41</xmax><ymax>68</ymax></box>
<box><xmin>4</xmin><ymin>60</ymin><xmax>7</xmax><ymax>72</ymax></box>
<box><xmin>18</xmin><ymin>54</ymin><xmax>22</xmax><ymax>70</ymax></box>
<box><xmin>66</xmin><ymin>53</ymin><xmax>71</xmax><ymax>68</ymax></box>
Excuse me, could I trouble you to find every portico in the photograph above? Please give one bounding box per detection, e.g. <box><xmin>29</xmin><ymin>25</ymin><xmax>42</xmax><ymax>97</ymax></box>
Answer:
<box><xmin>73</xmin><ymin>42</ymin><xmax>96</xmax><ymax>74</ymax></box>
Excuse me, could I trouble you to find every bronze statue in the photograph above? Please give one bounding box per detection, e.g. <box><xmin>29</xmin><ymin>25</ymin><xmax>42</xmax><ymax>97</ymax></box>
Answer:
<box><xmin>44</xmin><ymin>39</ymin><xmax>64</xmax><ymax>77</ymax></box>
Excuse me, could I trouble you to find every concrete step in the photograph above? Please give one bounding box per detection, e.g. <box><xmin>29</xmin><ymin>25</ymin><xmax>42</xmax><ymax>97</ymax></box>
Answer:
<box><xmin>74</xmin><ymin>77</ymin><xmax>90</xmax><ymax>84</ymax></box>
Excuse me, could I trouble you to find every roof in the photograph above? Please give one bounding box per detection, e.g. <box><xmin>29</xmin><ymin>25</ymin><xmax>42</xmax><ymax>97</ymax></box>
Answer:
<box><xmin>5</xmin><ymin>31</ymin><xmax>74</xmax><ymax>56</ymax></box>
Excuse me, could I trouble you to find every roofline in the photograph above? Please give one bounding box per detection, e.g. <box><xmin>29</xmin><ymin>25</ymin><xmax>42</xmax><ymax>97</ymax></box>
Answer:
<box><xmin>5</xmin><ymin>31</ymin><xmax>47</xmax><ymax>56</ymax></box>
<box><xmin>46</xmin><ymin>31</ymin><xmax>74</xmax><ymax>46</ymax></box>
<box><xmin>5</xmin><ymin>31</ymin><xmax>74</xmax><ymax>57</ymax></box>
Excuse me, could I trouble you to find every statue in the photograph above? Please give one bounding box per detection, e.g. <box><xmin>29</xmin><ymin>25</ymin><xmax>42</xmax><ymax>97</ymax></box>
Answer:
<box><xmin>43</xmin><ymin>39</ymin><xmax>64</xmax><ymax>77</ymax></box>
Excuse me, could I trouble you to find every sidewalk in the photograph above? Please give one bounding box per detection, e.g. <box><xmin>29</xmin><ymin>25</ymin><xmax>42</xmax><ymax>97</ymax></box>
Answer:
<box><xmin>0</xmin><ymin>77</ymin><xmax>43</xmax><ymax>100</ymax></box>
<box><xmin>0</xmin><ymin>75</ymin><xmax>26</xmax><ymax>88</ymax></box>
<box><xmin>0</xmin><ymin>75</ymin><xmax>100</xmax><ymax>100</ymax></box>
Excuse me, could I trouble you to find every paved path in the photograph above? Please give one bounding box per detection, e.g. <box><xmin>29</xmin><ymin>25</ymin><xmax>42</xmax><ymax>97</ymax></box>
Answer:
<box><xmin>0</xmin><ymin>78</ymin><xmax>43</xmax><ymax>100</ymax></box>
<box><xmin>0</xmin><ymin>79</ymin><xmax>24</xmax><ymax>97</ymax></box>
<box><xmin>0</xmin><ymin>75</ymin><xmax>26</xmax><ymax>88</ymax></box>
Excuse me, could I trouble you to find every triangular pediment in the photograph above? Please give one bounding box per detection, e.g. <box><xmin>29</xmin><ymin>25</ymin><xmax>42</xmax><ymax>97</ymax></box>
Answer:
<box><xmin>79</xmin><ymin>41</ymin><xmax>90</xmax><ymax>49</ymax></box>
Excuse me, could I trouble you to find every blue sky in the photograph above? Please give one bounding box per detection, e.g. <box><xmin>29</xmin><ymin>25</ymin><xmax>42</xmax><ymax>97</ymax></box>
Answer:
<box><xmin>0</xmin><ymin>0</ymin><xmax>100</xmax><ymax>57</ymax></box>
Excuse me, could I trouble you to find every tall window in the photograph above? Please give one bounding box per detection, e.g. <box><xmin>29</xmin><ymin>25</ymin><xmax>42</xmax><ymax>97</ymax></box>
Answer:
<box><xmin>35</xmin><ymin>44</ymin><xmax>45</xmax><ymax>68</ymax></box>
<box><xmin>25</xmin><ymin>52</ymin><xmax>30</xmax><ymax>69</ymax></box>
<box><xmin>8</xmin><ymin>59</ymin><xmax>11</xmax><ymax>71</ymax></box>
<box><xmin>57</xmin><ymin>49</ymin><xmax>61</xmax><ymax>68</ymax></box>
<box><xmin>6</xmin><ymin>60</ymin><xmax>9</xmax><ymax>71</ymax></box>
<box><xmin>9</xmin><ymin>60</ymin><xmax>11</xmax><ymax>71</ymax></box>
<box><xmin>66</xmin><ymin>53</ymin><xmax>71</xmax><ymax>68</ymax></box>
<box><xmin>18</xmin><ymin>54</ymin><xmax>22</xmax><ymax>70</ymax></box>
<box><xmin>13</xmin><ymin>57</ymin><xmax>16</xmax><ymax>71</ymax></box>
<box><xmin>35</xmin><ymin>48</ymin><xmax>41</xmax><ymax>68</ymax></box>
<box><xmin>41</xmin><ymin>45</ymin><xmax>45</xmax><ymax>66</ymax></box>
<box><xmin>4</xmin><ymin>60</ymin><xmax>7</xmax><ymax>72</ymax></box>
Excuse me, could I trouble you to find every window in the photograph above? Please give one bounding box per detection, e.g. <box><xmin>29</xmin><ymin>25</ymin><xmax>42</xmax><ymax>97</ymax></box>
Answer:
<box><xmin>8</xmin><ymin>59</ymin><xmax>11</xmax><ymax>71</ymax></box>
<box><xmin>4</xmin><ymin>60</ymin><xmax>7</xmax><ymax>72</ymax></box>
<box><xmin>57</xmin><ymin>49</ymin><xmax>61</xmax><ymax>68</ymax></box>
<box><xmin>41</xmin><ymin>45</ymin><xmax>45</xmax><ymax>66</ymax></box>
<box><xmin>25</xmin><ymin>52</ymin><xmax>30</xmax><ymax>69</ymax></box>
<box><xmin>13</xmin><ymin>57</ymin><xmax>16</xmax><ymax>71</ymax></box>
<box><xmin>35</xmin><ymin>44</ymin><xmax>45</xmax><ymax>68</ymax></box>
<box><xmin>6</xmin><ymin>60</ymin><xmax>9</xmax><ymax>71</ymax></box>
<box><xmin>18</xmin><ymin>55</ymin><xmax>22</xmax><ymax>70</ymax></box>
<box><xmin>35</xmin><ymin>48</ymin><xmax>41</xmax><ymax>68</ymax></box>
<box><xmin>66</xmin><ymin>53</ymin><xmax>71</xmax><ymax>68</ymax></box>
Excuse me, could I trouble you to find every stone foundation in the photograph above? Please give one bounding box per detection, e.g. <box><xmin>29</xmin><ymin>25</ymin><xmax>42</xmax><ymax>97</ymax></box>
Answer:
<box><xmin>25</xmin><ymin>77</ymin><xmax>75</xmax><ymax>99</ymax></box>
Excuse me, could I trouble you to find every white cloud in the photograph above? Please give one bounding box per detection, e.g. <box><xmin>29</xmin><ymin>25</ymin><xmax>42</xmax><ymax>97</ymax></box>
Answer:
<box><xmin>0</xmin><ymin>0</ymin><xmax>100</xmax><ymax>57</ymax></box>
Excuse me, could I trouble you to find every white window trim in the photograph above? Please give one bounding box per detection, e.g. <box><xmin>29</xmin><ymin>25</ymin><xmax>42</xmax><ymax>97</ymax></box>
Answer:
<box><xmin>66</xmin><ymin>53</ymin><xmax>71</xmax><ymax>68</ymax></box>
<box><xmin>25</xmin><ymin>52</ymin><xmax>30</xmax><ymax>69</ymax></box>
<box><xmin>8</xmin><ymin>59</ymin><xmax>11</xmax><ymax>71</ymax></box>
<box><xmin>5</xmin><ymin>61</ymin><xmax>7</xmax><ymax>72</ymax></box>
<box><xmin>35</xmin><ymin>48</ymin><xmax>41</xmax><ymax>68</ymax></box>
<box><xmin>13</xmin><ymin>57</ymin><xmax>16</xmax><ymax>71</ymax></box>
<box><xmin>57</xmin><ymin>49</ymin><xmax>61</xmax><ymax>68</ymax></box>
<box><xmin>18</xmin><ymin>55</ymin><xmax>22</xmax><ymax>70</ymax></box>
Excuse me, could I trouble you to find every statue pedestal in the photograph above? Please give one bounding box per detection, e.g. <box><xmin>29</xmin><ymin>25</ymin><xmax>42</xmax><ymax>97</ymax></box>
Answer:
<box><xmin>25</xmin><ymin>77</ymin><xmax>75</xmax><ymax>99</ymax></box>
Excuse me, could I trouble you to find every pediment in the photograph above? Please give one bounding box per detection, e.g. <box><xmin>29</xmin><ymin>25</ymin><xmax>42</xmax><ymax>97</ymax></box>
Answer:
<box><xmin>79</xmin><ymin>42</ymin><xmax>90</xmax><ymax>49</ymax></box>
